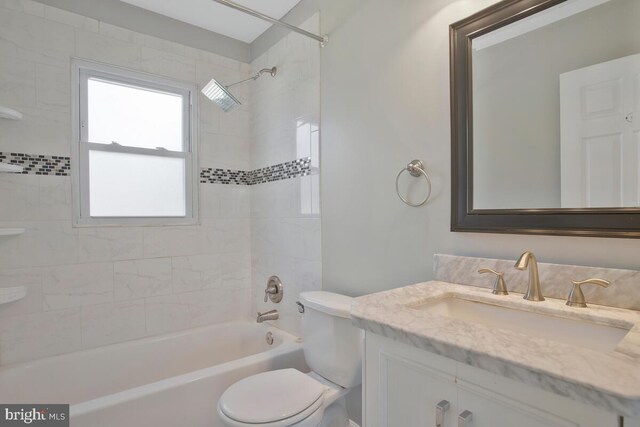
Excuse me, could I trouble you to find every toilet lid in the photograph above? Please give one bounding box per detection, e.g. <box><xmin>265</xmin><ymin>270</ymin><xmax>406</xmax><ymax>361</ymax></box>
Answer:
<box><xmin>219</xmin><ymin>369</ymin><xmax>326</xmax><ymax>424</ymax></box>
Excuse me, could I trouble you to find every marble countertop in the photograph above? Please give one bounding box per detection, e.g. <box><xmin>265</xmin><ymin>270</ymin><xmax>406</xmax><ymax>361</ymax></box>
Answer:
<box><xmin>351</xmin><ymin>281</ymin><xmax>640</xmax><ymax>417</ymax></box>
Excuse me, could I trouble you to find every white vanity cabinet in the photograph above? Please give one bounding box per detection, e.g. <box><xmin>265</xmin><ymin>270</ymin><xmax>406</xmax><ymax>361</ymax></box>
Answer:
<box><xmin>364</xmin><ymin>332</ymin><xmax>622</xmax><ymax>427</ymax></box>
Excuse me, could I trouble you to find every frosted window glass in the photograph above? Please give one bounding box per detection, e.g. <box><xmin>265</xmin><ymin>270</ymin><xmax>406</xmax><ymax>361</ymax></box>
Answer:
<box><xmin>87</xmin><ymin>79</ymin><xmax>184</xmax><ymax>151</ymax></box>
<box><xmin>89</xmin><ymin>151</ymin><xmax>186</xmax><ymax>217</ymax></box>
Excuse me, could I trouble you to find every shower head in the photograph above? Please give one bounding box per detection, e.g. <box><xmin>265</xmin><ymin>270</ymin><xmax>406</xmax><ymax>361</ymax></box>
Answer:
<box><xmin>201</xmin><ymin>78</ymin><xmax>241</xmax><ymax>112</ymax></box>
<box><xmin>201</xmin><ymin>67</ymin><xmax>276</xmax><ymax>112</ymax></box>
<box><xmin>201</xmin><ymin>66</ymin><xmax>277</xmax><ymax>113</ymax></box>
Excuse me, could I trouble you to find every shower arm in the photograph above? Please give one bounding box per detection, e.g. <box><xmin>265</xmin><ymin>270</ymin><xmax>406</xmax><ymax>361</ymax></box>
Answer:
<box><xmin>225</xmin><ymin>68</ymin><xmax>277</xmax><ymax>88</ymax></box>
<box><xmin>212</xmin><ymin>0</ymin><xmax>328</xmax><ymax>46</ymax></box>
<box><xmin>225</xmin><ymin>75</ymin><xmax>259</xmax><ymax>89</ymax></box>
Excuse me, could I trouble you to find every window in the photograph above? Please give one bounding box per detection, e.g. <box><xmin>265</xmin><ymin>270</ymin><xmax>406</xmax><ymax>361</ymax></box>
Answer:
<box><xmin>72</xmin><ymin>60</ymin><xmax>198</xmax><ymax>225</ymax></box>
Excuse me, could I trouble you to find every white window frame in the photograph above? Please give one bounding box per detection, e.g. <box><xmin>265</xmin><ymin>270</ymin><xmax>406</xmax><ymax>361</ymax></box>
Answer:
<box><xmin>71</xmin><ymin>59</ymin><xmax>199</xmax><ymax>226</ymax></box>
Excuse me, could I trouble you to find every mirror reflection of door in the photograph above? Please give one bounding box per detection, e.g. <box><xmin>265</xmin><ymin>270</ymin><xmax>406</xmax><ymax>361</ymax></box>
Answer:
<box><xmin>560</xmin><ymin>53</ymin><xmax>640</xmax><ymax>208</ymax></box>
<box><xmin>471</xmin><ymin>0</ymin><xmax>640</xmax><ymax>210</ymax></box>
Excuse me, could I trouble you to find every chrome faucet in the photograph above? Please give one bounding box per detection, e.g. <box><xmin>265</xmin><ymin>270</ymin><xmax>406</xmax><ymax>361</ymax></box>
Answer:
<box><xmin>256</xmin><ymin>309</ymin><xmax>279</xmax><ymax>323</ymax></box>
<box><xmin>514</xmin><ymin>251</ymin><xmax>545</xmax><ymax>301</ymax></box>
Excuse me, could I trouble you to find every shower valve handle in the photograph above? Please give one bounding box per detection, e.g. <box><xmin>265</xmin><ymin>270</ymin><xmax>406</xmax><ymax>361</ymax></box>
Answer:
<box><xmin>264</xmin><ymin>287</ymin><xmax>278</xmax><ymax>302</ymax></box>
<box><xmin>263</xmin><ymin>276</ymin><xmax>283</xmax><ymax>303</ymax></box>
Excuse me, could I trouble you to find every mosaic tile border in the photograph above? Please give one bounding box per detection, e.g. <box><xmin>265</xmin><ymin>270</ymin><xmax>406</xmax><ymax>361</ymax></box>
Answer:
<box><xmin>0</xmin><ymin>152</ymin><xmax>71</xmax><ymax>176</ymax></box>
<box><xmin>199</xmin><ymin>168</ymin><xmax>251</xmax><ymax>185</ymax></box>
<box><xmin>200</xmin><ymin>157</ymin><xmax>312</xmax><ymax>186</ymax></box>
<box><xmin>247</xmin><ymin>157</ymin><xmax>311</xmax><ymax>185</ymax></box>
<box><xmin>0</xmin><ymin>151</ymin><xmax>311</xmax><ymax>184</ymax></box>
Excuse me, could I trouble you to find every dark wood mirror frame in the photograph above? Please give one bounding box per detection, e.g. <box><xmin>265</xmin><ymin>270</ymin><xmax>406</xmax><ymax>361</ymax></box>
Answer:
<box><xmin>450</xmin><ymin>0</ymin><xmax>640</xmax><ymax>239</ymax></box>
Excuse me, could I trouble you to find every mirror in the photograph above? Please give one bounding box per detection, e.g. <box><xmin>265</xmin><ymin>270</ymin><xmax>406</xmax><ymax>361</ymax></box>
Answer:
<box><xmin>450</xmin><ymin>0</ymin><xmax>640</xmax><ymax>237</ymax></box>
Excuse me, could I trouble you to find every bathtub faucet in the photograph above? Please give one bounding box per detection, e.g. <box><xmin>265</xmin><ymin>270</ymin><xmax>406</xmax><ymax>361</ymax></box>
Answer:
<box><xmin>256</xmin><ymin>310</ymin><xmax>279</xmax><ymax>323</ymax></box>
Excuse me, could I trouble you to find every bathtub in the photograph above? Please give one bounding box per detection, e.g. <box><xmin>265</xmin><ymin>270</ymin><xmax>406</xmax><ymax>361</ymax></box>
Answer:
<box><xmin>0</xmin><ymin>321</ymin><xmax>307</xmax><ymax>427</ymax></box>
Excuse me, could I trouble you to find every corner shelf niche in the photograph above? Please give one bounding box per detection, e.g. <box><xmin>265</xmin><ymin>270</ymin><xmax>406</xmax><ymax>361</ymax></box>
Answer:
<box><xmin>0</xmin><ymin>106</ymin><xmax>23</xmax><ymax>120</ymax></box>
<box><xmin>0</xmin><ymin>162</ymin><xmax>24</xmax><ymax>173</ymax></box>
<box><xmin>0</xmin><ymin>106</ymin><xmax>27</xmax><ymax>251</ymax></box>
<box><xmin>0</xmin><ymin>286</ymin><xmax>27</xmax><ymax>306</ymax></box>
<box><xmin>0</xmin><ymin>228</ymin><xmax>26</xmax><ymax>237</ymax></box>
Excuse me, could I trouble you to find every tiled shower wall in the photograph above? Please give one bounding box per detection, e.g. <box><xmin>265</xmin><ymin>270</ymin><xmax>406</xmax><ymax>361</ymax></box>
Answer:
<box><xmin>0</xmin><ymin>0</ymin><xmax>253</xmax><ymax>365</ymax></box>
<box><xmin>250</xmin><ymin>15</ymin><xmax>322</xmax><ymax>336</ymax></box>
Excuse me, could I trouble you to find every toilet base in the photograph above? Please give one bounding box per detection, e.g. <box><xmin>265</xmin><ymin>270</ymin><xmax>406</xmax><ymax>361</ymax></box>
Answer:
<box><xmin>317</xmin><ymin>398</ymin><xmax>349</xmax><ymax>427</ymax></box>
<box><xmin>287</xmin><ymin>397</ymin><xmax>348</xmax><ymax>427</ymax></box>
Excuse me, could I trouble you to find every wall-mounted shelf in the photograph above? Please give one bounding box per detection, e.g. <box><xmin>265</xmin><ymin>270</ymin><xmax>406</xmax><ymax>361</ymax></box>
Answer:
<box><xmin>0</xmin><ymin>286</ymin><xmax>27</xmax><ymax>306</ymax></box>
<box><xmin>0</xmin><ymin>162</ymin><xmax>24</xmax><ymax>173</ymax></box>
<box><xmin>0</xmin><ymin>228</ymin><xmax>26</xmax><ymax>237</ymax></box>
<box><xmin>0</xmin><ymin>106</ymin><xmax>23</xmax><ymax>120</ymax></box>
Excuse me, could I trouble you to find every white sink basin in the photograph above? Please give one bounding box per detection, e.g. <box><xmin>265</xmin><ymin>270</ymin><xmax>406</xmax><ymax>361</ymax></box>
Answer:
<box><xmin>413</xmin><ymin>297</ymin><xmax>630</xmax><ymax>353</ymax></box>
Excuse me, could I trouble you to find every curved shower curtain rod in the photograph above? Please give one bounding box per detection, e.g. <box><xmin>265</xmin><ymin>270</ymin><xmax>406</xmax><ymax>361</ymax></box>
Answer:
<box><xmin>212</xmin><ymin>0</ymin><xmax>329</xmax><ymax>46</ymax></box>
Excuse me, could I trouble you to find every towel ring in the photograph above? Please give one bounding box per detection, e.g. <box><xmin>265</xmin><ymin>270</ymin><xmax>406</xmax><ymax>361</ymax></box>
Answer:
<box><xmin>395</xmin><ymin>159</ymin><xmax>432</xmax><ymax>207</ymax></box>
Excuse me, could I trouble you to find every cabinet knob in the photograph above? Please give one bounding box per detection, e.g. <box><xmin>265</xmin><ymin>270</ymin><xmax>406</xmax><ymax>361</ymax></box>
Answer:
<box><xmin>435</xmin><ymin>400</ymin><xmax>450</xmax><ymax>427</ymax></box>
<box><xmin>458</xmin><ymin>410</ymin><xmax>473</xmax><ymax>426</ymax></box>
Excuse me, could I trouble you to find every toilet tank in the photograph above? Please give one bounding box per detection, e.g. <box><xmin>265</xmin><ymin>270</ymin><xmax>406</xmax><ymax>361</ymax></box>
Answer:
<box><xmin>299</xmin><ymin>292</ymin><xmax>363</xmax><ymax>389</ymax></box>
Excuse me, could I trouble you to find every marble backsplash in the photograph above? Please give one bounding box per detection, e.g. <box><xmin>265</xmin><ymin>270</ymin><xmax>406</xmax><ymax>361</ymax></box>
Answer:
<box><xmin>434</xmin><ymin>254</ymin><xmax>640</xmax><ymax>311</ymax></box>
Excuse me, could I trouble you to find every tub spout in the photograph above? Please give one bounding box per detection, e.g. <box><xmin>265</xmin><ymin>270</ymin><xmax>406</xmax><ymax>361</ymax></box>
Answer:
<box><xmin>257</xmin><ymin>310</ymin><xmax>279</xmax><ymax>323</ymax></box>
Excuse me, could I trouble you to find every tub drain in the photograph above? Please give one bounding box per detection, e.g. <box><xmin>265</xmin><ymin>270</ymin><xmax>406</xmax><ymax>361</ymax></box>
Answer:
<box><xmin>265</xmin><ymin>331</ymin><xmax>274</xmax><ymax>345</ymax></box>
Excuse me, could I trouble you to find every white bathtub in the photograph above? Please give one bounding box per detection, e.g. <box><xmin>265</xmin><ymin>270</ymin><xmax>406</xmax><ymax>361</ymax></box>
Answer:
<box><xmin>0</xmin><ymin>321</ymin><xmax>307</xmax><ymax>427</ymax></box>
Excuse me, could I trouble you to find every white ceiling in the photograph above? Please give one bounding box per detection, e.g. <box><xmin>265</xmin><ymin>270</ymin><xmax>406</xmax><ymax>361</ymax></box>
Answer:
<box><xmin>120</xmin><ymin>0</ymin><xmax>303</xmax><ymax>43</ymax></box>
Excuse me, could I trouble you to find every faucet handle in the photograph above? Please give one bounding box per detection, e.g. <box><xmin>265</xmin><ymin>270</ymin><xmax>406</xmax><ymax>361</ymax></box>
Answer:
<box><xmin>566</xmin><ymin>278</ymin><xmax>610</xmax><ymax>308</ymax></box>
<box><xmin>264</xmin><ymin>287</ymin><xmax>277</xmax><ymax>302</ymax></box>
<box><xmin>263</xmin><ymin>276</ymin><xmax>283</xmax><ymax>303</ymax></box>
<box><xmin>478</xmin><ymin>268</ymin><xmax>509</xmax><ymax>295</ymax></box>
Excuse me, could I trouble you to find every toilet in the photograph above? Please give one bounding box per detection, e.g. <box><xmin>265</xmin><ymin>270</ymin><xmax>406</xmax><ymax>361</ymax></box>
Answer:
<box><xmin>217</xmin><ymin>291</ymin><xmax>363</xmax><ymax>427</ymax></box>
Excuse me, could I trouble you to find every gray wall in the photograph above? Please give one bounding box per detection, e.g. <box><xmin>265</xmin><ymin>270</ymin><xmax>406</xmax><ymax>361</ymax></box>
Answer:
<box><xmin>473</xmin><ymin>0</ymin><xmax>640</xmax><ymax>209</ymax></box>
<box><xmin>318</xmin><ymin>0</ymin><xmax>640</xmax><ymax>297</ymax></box>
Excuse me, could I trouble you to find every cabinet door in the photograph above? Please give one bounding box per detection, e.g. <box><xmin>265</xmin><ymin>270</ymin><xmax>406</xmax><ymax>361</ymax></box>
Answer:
<box><xmin>456</xmin><ymin>374</ymin><xmax>618</xmax><ymax>427</ymax></box>
<box><xmin>383</xmin><ymin>353</ymin><xmax>458</xmax><ymax>427</ymax></box>
<box><xmin>365</xmin><ymin>332</ymin><xmax>458</xmax><ymax>427</ymax></box>
<box><xmin>365</xmin><ymin>332</ymin><xmax>621</xmax><ymax>427</ymax></box>
<box><xmin>457</xmin><ymin>388</ymin><xmax>579</xmax><ymax>427</ymax></box>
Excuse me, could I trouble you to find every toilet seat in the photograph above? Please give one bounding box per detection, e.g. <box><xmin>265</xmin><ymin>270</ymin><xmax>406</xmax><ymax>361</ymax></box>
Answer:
<box><xmin>218</xmin><ymin>369</ymin><xmax>328</xmax><ymax>427</ymax></box>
